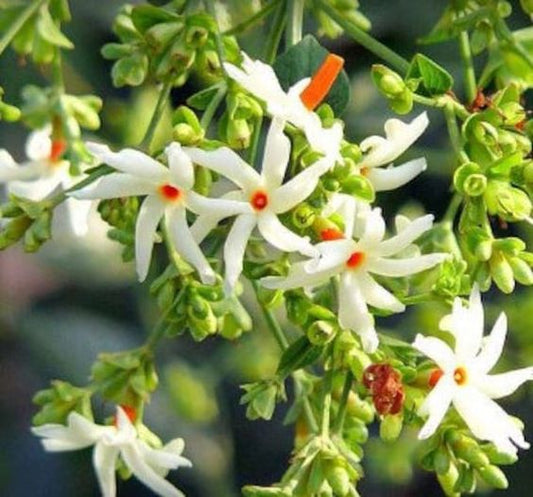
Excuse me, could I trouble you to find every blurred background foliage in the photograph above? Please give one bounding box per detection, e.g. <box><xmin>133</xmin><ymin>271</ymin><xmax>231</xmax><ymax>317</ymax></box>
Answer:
<box><xmin>1</xmin><ymin>0</ymin><xmax>533</xmax><ymax>496</ymax></box>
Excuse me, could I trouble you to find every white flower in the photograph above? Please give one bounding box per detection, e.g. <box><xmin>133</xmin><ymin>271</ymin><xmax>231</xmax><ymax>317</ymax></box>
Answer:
<box><xmin>262</xmin><ymin>204</ymin><xmax>445</xmax><ymax>352</ymax></box>
<box><xmin>413</xmin><ymin>286</ymin><xmax>533</xmax><ymax>455</ymax></box>
<box><xmin>70</xmin><ymin>142</ymin><xmax>245</xmax><ymax>283</ymax></box>
<box><xmin>0</xmin><ymin>128</ymin><xmax>92</xmax><ymax>236</ymax></box>
<box><xmin>357</xmin><ymin>112</ymin><xmax>429</xmax><ymax>192</ymax></box>
<box><xmin>32</xmin><ymin>407</ymin><xmax>192</xmax><ymax>497</ymax></box>
<box><xmin>185</xmin><ymin>118</ymin><xmax>329</xmax><ymax>294</ymax></box>
<box><xmin>224</xmin><ymin>52</ymin><xmax>344</xmax><ymax>161</ymax></box>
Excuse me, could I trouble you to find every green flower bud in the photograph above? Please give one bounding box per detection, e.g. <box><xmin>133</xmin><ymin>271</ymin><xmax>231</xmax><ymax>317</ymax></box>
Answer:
<box><xmin>0</xmin><ymin>101</ymin><xmax>21</xmax><ymax>121</ymax></box>
<box><xmin>325</xmin><ymin>461</ymin><xmax>351</xmax><ymax>497</ymax></box>
<box><xmin>101</xmin><ymin>42</ymin><xmax>134</xmax><ymax>60</ymax></box>
<box><xmin>500</xmin><ymin>102</ymin><xmax>526</xmax><ymax>126</ymax></box>
<box><xmin>227</xmin><ymin>118</ymin><xmax>252</xmax><ymax>149</ymax></box>
<box><xmin>193</xmin><ymin>166</ymin><xmax>212</xmax><ymax>196</ymax></box>
<box><xmin>481</xmin><ymin>444</ymin><xmax>518</xmax><ymax>465</ymax></box>
<box><xmin>484</xmin><ymin>181</ymin><xmax>532</xmax><ymax>222</ymax></box>
<box><xmin>433</xmin><ymin>445</ymin><xmax>451</xmax><ymax>475</ymax></box>
<box><xmin>300</xmin><ymin>149</ymin><xmax>325</xmax><ymax>169</ymax></box>
<box><xmin>285</xmin><ymin>294</ymin><xmax>309</xmax><ymax>325</ymax></box>
<box><xmin>372</xmin><ymin>65</ymin><xmax>406</xmax><ymax>97</ymax></box>
<box><xmin>242</xmin><ymin>485</ymin><xmax>287</xmax><ymax>497</ymax></box>
<box><xmin>323</xmin><ymin>177</ymin><xmax>340</xmax><ymax>191</ymax></box>
<box><xmin>379</xmin><ymin>413</ymin><xmax>403</xmax><ymax>443</ymax></box>
<box><xmin>389</xmin><ymin>91</ymin><xmax>413</xmax><ymax>115</ymax></box>
<box><xmin>463</xmin><ymin>173</ymin><xmax>487</xmax><ymax>197</ymax></box>
<box><xmin>196</xmin><ymin>49</ymin><xmax>221</xmax><ymax>77</ymax></box>
<box><xmin>241</xmin><ymin>380</ymin><xmax>285</xmax><ymax>420</ymax></box>
<box><xmin>145</xmin><ymin>21</ymin><xmax>183</xmax><ymax>50</ymax></box>
<box><xmin>340</xmin><ymin>143</ymin><xmax>362</xmax><ymax>163</ymax></box>
<box><xmin>489</xmin><ymin>251</ymin><xmax>515</xmax><ymax>293</ymax></box>
<box><xmin>187</xmin><ymin>296</ymin><xmax>217</xmax><ymax>339</ymax></box>
<box><xmin>346</xmin><ymin>394</ymin><xmax>374</xmax><ymax>423</ymax></box>
<box><xmin>172</xmin><ymin>106</ymin><xmax>204</xmax><ymax>145</ymax></box>
<box><xmin>346</xmin><ymin>348</ymin><xmax>372</xmax><ymax>381</ymax></box>
<box><xmin>307</xmin><ymin>320</ymin><xmax>337</xmax><ymax>345</ymax></box>
<box><xmin>453</xmin><ymin>162</ymin><xmax>482</xmax><ymax>194</ymax></box>
<box><xmin>465</xmin><ymin>227</ymin><xmax>493</xmax><ymax>261</ymax></box>
<box><xmin>476</xmin><ymin>465</ymin><xmax>508</xmax><ymax>489</ymax></box>
<box><xmin>112</xmin><ymin>53</ymin><xmax>149</xmax><ymax>87</ymax></box>
<box><xmin>446</xmin><ymin>431</ymin><xmax>490</xmax><ymax>467</ymax></box>
<box><xmin>169</xmin><ymin>39</ymin><xmax>196</xmax><ymax>71</ymax></box>
<box><xmin>185</xmin><ymin>25</ymin><xmax>209</xmax><ymax>48</ymax></box>
<box><xmin>342</xmin><ymin>175</ymin><xmax>375</xmax><ymax>202</ymax></box>
<box><xmin>436</xmin><ymin>463</ymin><xmax>460</xmax><ymax>497</ymax></box>
<box><xmin>0</xmin><ymin>215</ymin><xmax>32</xmax><ymax>249</ymax></box>
<box><xmin>509</xmin><ymin>256</ymin><xmax>533</xmax><ymax>285</ymax></box>
<box><xmin>493</xmin><ymin>236</ymin><xmax>526</xmax><ymax>255</ymax></box>
<box><xmin>345</xmin><ymin>418</ymin><xmax>369</xmax><ymax>445</ymax></box>
<box><xmin>292</xmin><ymin>203</ymin><xmax>316</xmax><ymax>229</ymax></box>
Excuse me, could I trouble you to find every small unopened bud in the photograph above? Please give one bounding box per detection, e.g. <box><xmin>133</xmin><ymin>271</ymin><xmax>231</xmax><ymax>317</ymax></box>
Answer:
<box><xmin>307</xmin><ymin>320</ymin><xmax>337</xmax><ymax>345</ymax></box>
<box><xmin>509</xmin><ymin>257</ymin><xmax>533</xmax><ymax>285</ymax></box>
<box><xmin>379</xmin><ymin>413</ymin><xmax>403</xmax><ymax>442</ymax></box>
<box><xmin>227</xmin><ymin>119</ymin><xmax>252</xmax><ymax>149</ymax></box>
<box><xmin>489</xmin><ymin>251</ymin><xmax>515</xmax><ymax>294</ymax></box>
<box><xmin>292</xmin><ymin>203</ymin><xmax>316</xmax><ymax>229</ymax></box>
<box><xmin>476</xmin><ymin>465</ymin><xmax>509</xmax><ymax>489</ymax></box>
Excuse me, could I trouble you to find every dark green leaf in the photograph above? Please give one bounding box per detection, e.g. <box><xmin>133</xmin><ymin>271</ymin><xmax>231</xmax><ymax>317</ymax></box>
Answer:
<box><xmin>276</xmin><ymin>336</ymin><xmax>322</xmax><ymax>379</ymax></box>
<box><xmin>406</xmin><ymin>53</ymin><xmax>454</xmax><ymax>96</ymax></box>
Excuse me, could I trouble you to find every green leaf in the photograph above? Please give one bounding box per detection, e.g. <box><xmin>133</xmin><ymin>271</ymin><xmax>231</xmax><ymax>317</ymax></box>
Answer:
<box><xmin>276</xmin><ymin>336</ymin><xmax>323</xmax><ymax>379</ymax></box>
<box><xmin>187</xmin><ymin>84</ymin><xmax>223</xmax><ymax>110</ymax></box>
<box><xmin>36</xmin><ymin>6</ymin><xmax>73</xmax><ymax>49</ymax></box>
<box><xmin>131</xmin><ymin>4</ymin><xmax>180</xmax><ymax>33</ymax></box>
<box><xmin>273</xmin><ymin>35</ymin><xmax>350</xmax><ymax>115</ymax></box>
<box><xmin>406</xmin><ymin>53</ymin><xmax>454</xmax><ymax>96</ymax></box>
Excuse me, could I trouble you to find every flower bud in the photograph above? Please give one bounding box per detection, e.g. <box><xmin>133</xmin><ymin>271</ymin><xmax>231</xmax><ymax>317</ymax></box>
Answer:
<box><xmin>482</xmin><ymin>444</ymin><xmax>518</xmax><ymax>465</ymax></box>
<box><xmin>342</xmin><ymin>175</ymin><xmax>375</xmax><ymax>202</ymax></box>
<box><xmin>379</xmin><ymin>413</ymin><xmax>403</xmax><ymax>442</ymax></box>
<box><xmin>172</xmin><ymin>105</ymin><xmax>204</xmax><ymax>145</ymax></box>
<box><xmin>436</xmin><ymin>464</ymin><xmax>460</xmax><ymax>497</ymax></box>
<box><xmin>185</xmin><ymin>24</ymin><xmax>209</xmax><ymax>47</ymax></box>
<box><xmin>0</xmin><ymin>215</ymin><xmax>32</xmax><ymax>249</ymax></box>
<box><xmin>226</xmin><ymin>118</ymin><xmax>252</xmax><ymax>149</ymax></box>
<box><xmin>500</xmin><ymin>101</ymin><xmax>526</xmax><ymax>126</ymax></box>
<box><xmin>484</xmin><ymin>181</ymin><xmax>532</xmax><ymax>222</ymax></box>
<box><xmin>187</xmin><ymin>296</ymin><xmax>217</xmax><ymax>339</ymax></box>
<box><xmin>372</xmin><ymin>65</ymin><xmax>406</xmax><ymax>97</ymax></box>
<box><xmin>145</xmin><ymin>21</ymin><xmax>183</xmax><ymax>50</ymax></box>
<box><xmin>520</xmin><ymin>0</ymin><xmax>533</xmax><ymax>15</ymax></box>
<box><xmin>241</xmin><ymin>380</ymin><xmax>285</xmax><ymax>420</ymax></box>
<box><xmin>307</xmin><ymin>320</ymin><xmax>337</xmax><ymax>345</ymax></box>
<box><xmin>463</xmin><ymin>173</ymin><xmax>487</xmax><ymax>197</ymax></box>
<box><xmin>509</xmin><ymin>256</ymin><xmax>533</xmax><ymax>285</ymax></box>
<box><xmin>489</xmin><ymin>251</ymin><xmax>515</xmax><ymax>293</ymax></box>
<box><xmin>476</xmin><ymin>465</ymin><xmax>508</xmax><ymax>489</ymax></box>
<box><xmin>453</xmin><ymin>162</ymin><xmax>482</xmax><ymax>194</ymax></box>
<box><xmin>292</xmin><ymin>203</ymin><xmax>316</xmax><ymax>229</ymax></box>
<box><xmin>325</xmin><ymin>461</ymin><xmax>351</xmax><ymax>497</ymax></box>
<box><xmin>340</xmin><ymin>143</ymin><xmax>362</xmax><ymax>163</ymax></box>
<box><xmin>0</xmin><ymin>101</ymin><xmax>21</xmax><ymax>121</ymax></box>
<box><xmin>465</xmin><ymin>228</ymin><xmax>493</xmax><ymax>261</ymax></box>
<box><xmin>446</xmin><ymin>431</ymin><xmax>490</xmax><ymax>467</ymax></box>
<box><xmin>433</xmin><ymin>445</ymin><xmax>451</xmax><ymax>474</ymax></box>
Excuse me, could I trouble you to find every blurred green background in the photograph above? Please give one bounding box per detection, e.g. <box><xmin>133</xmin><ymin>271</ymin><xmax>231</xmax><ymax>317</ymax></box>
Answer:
<box><xmin>1</xmin><ymin>1</ymin><xmax>533</xmax><ymax>496</ymax></box>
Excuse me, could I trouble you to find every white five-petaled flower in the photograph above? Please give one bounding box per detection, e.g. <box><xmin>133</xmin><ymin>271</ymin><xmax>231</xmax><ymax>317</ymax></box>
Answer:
<box><xmin>0</xmin><ymin>128</ymin><xmax>92</xmax><ymax>236</ymax></box>
<box><xmin>262</xmin><ymin>204</ymin><xmax>445</xmax><ymax>352</ymax></box>
<box><xmin>224</xmin><ymin>52</ymin><xmax>344</xmax><ymax>161</ymax></box>
<box><xmin>413</xmin><ymin>286</ymin><xmax>533</xmax><ymax>455</ymax></box>
<box><xmin>357</xmin><ymin>112</ymin><xmax>429</xmax><ymax>192</ymax></box>
<box><xmin>185</xmin><ymin>118</ymin><xmax>330</xmax><ymax>294</ymax></box>
<box><xmin>70</xmin><ymin>141</ymin><xmax>245</xmax><ymax>283</ymax></box>
<box><xmin>32</xmin><ymin>407</ymin><xmax>192</xmax><ymax>497</ymax></box>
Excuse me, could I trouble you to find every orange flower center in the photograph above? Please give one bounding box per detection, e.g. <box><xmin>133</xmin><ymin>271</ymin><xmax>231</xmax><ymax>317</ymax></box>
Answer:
<box><xmin>346</xmin><ymin>251</ymin><xmax>365</xmax><ymax>269</ymax></box>
<box><xmin>159</xmin><ymin>184</ymin><xmax>181</xmax><ymax>201</ymax></box>
<box><xmin>113</xmin><ymin>405</ymin><xmax>137</xmax><ymax>427</ymax></box>
<box><xmin>250</xmin><ymin>190</ymin><xmax>269</xmax><ymax>211</ymax></box>
<box><xmin>360</xmin><ymin>167</ymin><xmax>369</xmax><ymax>177</ymax></box>
<box><xmin>453</xmin><ymin>367</ymin><xmax>468</xmax><ymax>386</ymax></box>
<box><xmin>300</xmin><ymin>53</ymin><xmax>345</xmax><ymax>111</ymax></box>
<box><xmin>49</xmin><ymin>139</ymin><xmax>67</xmax><ymax>163</ymax></box>
<box><xmin>320</xmin><ymin>228</ymin><xmax>344</xmax><ymax>241</ymax></box>
<box><xmin>428</xmin><ymin>369</ymin><xmax>444</xmax><ymax>388</ymax></box>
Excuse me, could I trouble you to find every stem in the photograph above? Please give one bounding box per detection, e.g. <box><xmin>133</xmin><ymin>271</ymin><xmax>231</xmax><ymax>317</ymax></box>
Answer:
<box><xmin>458</xmin><ymin>31</ymin><xmax>476</xmax><ymax>104</ymax></box>
<box><xmin>442</xmin><ymin>192</ymin><xmax>463</xmax><ymax>224</ymax></box>
<box><xmin>321</xmin><ymin>369</ymin><xmax>333</xmax><ymax>438</ymax></box>
<box><xmin>251</xmin><ymin>280</ymin><xmax>319</xmax><ymax>432</ymax></box>
<box><xmin>265</xmin><ymin>0</ymin><xmax>287</xmax><ymax>64</ymax></box>
<box><xmin>145</xmin><ymin>286</ymin><xmax>186</xmax><ymax>349</ymax></box>
<box><xmin>52</xmin><ymin>48</ymin><xmax>65</xmax><ymax>92</ymax></box>
<box><xmin>333</xmin><ymin>370</ymin><xmax>353</xmax><ymax>434</ymax></box>
<box><xmin>204</xmin><ymin>0</ymin><xmax>229</xmax><ymax>78</ymax></box>
<box><xmin>317</xmin><ymin>0</ymin><xmax>410</xmax><ymax>74</ymax></box>
<box><xmin>222</xmin><ymin>0</ymin><xmax>282</xmax><ymax>36</ymax></box>
<box><xmin>0</xmin><ymin>0</ymin><xmax>47</xmax><ymax>57</ymax></box>
<box><xmin>443</xmin><ymin>104</ymin><xmax>466</xmax><ymax>161</ymax></box>
<box><xmin>200</xmin><ymin>84</ymin><xmax>227</xmax><ymax>130</ymax></box>
<box><xmin>286</xmin><ymin>0</ymin><xmax>305</xmax><ymax>47</ymax></box>
<box><xmin>140</xmin><ymin>81</ymin><xmax>172</xmax><ymax>151</ymax></box>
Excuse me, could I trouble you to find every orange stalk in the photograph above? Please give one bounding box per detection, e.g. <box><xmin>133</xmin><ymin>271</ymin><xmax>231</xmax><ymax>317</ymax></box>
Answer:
<box><xmin>300</xmin><ymin>53</ymin><xmax>344</xmax><ymax>111</ymax></box>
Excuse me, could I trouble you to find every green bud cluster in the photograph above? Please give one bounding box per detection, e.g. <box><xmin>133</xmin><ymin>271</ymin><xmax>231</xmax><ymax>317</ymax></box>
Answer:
<box><xmin>102</xmin><ymin>4</ymin><xmax>239</xmax><ymax>88</ymax></box>
<box><xmin>0</xmin><ymin>0</ymin><xmax>72</xmax><ymax>65</ymax></box>
<box><xmin>241</xmin><ymin>379</ymin><xmax>287</xmax><ymax>420</ymax></box>
<box><xmin>0</xmin><ymin>87</ymin><xmax>21</xmax><ymax>122</ymax></box>
<box><xmin>150</xmin><ymin>263</ymin><xmax>252</xmax><ymax>341</ymax></box>
<box><xmin>371</xmin><ymin>65</ymin><xmax>413</xmax><ymax>115</ymax></box>
<box><xmin>91</xmin><ymin>348</ymin><xmax>159</xmax><ymax>407</ymax></box>
<box><xmin>172</xmin><ymin>105</ymin><xmax>204</xmax><ymax>145</ymax></box>
<box><xmin>98</xmin><ymin>197</ymin><xmax>140</xmax><ymax>262</ymax></box>
<box><xmin>32</xmin><ymin>380</ymin><xmax>93</xmax><ymax>426</ymax></box>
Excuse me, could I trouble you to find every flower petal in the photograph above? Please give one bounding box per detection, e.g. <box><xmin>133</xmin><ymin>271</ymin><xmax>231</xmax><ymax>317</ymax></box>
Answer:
<box><xmin>304</xmin><ymin>239</ymin><xmax>354</xmax><ymax>273</ymax></box>
<box><xmin>413</xmin><ymin>334</ymin><xmax>456</xmax><ymax>371</ymax></box>
<box><xmin>185</xmin><ymin>190</ymin><xmax>250</xmax><ymax>217</ymax></box>
<box><xmin>367</xmin><ymin>253</ymin><xmax>446</xmax><ymax>277</ymax></box>
<box><xmin>453</xmin><ymin>385</ymin><xmax>529</xmax><ymax>455</ymax></box>
<box><xmin>475</xmin><ymin>367</ymin><xmax>533</xmax><ymax>400</ymax></box>
<box><xmin>355</xmin><ymin>271</ymin><xmax>405</xmax><ymax>312</ymax></box>
<box><xmin>8</xmin><ymin>173</ymin><xmax>63</xmax><ymax>201</ymax></box>
<box><xmin>473</xmin><ymin>312</ymin><xmax>508</xmax><ymax>374</ymax></box>
<box><xmin>165</xmin><ymin>142</ymin><xmax>194</xmax><ymax>190</ymax></box>
<box><xmin>270</xmin><ymin>158</ymin><xmax>329</xmax><ymax>213</ymax></box>
<box><xmin>140</xmin><ymin>438</ymin><xmax>192</xmax><ymax>472</ymax></box>
<box><xmin>338</xmin><ymin>273</ymin><xmax>378</xmax><ymax>352</ymax></box>
<box><xmin>86</xmin><ymin>142</ymin><xmax>168</xmax><ymax>180</ymax></box>
<box><xmin>26</xmin><ymin>129</ymin><xmax>52</xmax><ymax>161</ymax></box>
<box><xmin>70</xmin><ymin>173</ymin><xmax>155</xmax><ymax>200</ymax></box>
<box><xmin>417</xmin><ymin>374</ymin><xmax>455</xmax><ymax>439</ymax></box>
<box><xmin>63</xmin><ymin>197</ymin><xmax>92</xmax><ymax>237</ymax></box>
<box><xmin>359</xmin><ymin>112</ymin><xmax>429</xmax><ymax>168</ymax></box>
<box><xmin>375</xmin><ymin>214</ymin><xmax>434</xmax><ymax>257</ymax></box>
<box><xmin>184</xmin><ymin>146</ymin><xmax>261</xmax><ymax>191</ymax></box>
<box><xmin>121</xmin><ymin>444</ymin><xmax>186</xmax><ymax>497</ymax></box>
<box><xmin>93</xmin><ymin>443</ymin><xmax>119</xmax><ymax>497</ymax></box>
<box><xmin>166</xmin><ymin>207</ymin><xmax>216</xmax><ymax>285</ymax></box>
<box><xmin>257</xmin><ymin>211</ymin><xmax>317</xmax><ymax>257</ymax></box>
<box><xmin>0</xmin><ymin>152</ymin><xmax>45</xmax><ymax>182</ymax></box>
<box><xmin>365</xmin><ymin>158</ymin><xmax>427</xmax><ymax>192</ymax></box>
<box><xmin>322</xmin><ymin>193</ymin><xmax>357</xmax><ymax>238</ymax></box>
<box><xmin>223</xmin><ymin>214</ymin><xmax>256</xmax><ymax>294</ymax></box>
<box><xmin>261</xmin><ymin>260</ymin><xmax>338</xmax><ymax>291</ymax></box>
<box><xmin>358</xmin><ymin>207</ymin><xmax>386</xmax><ymax>248</ymax></box>
<box><xmin>135</xmin><ymin>195</ymin><xmax>165</xmax><ymax>282</ymax></box>
<box><xmin>261</xmin><ymin>117</ymin><xmax>291</xmax><ymax>189</ymax></box>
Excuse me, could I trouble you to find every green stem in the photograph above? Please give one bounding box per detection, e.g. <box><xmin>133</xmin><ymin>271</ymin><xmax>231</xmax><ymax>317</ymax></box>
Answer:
<box><xmin>333</xmin><ymin>370</ymin><xmax>353</xmax><ymax>434</ymax></box>
<box><xmin>223</xmin><ymin>0</ymin><xmax>282</xmax><ymax>36</ymax></box>
<box><xmin>200</xmin><ymin>84</ymin><xmax>227</xmax><ymax>130</ymax></box>
<box><xmin>317</xmin><ymin>0</ymin><xmax>410</xmax><ymax>74</ymax></box>
<box><xmin>204</xmin><ymin>0</ymin><xmax>229</xmax><ymax>78</ymax></box>
<box><xmin>0</xmin><ymin>0</ymin><xmax>47</xmax><ymax>57</ymax></box>
<box><xmin>458</xmin><ymin>31</ymin><xmax>476</xmax><ymax>104</ymax></box>
<box><xmin>52</xmin><ymin>48</ymin><xmax>65</xmax><ymax>92</ymax></box>
<box><xmin>286</xmin><ymin>0</ymin><xmax>305</xmax><ymax>47</ymax></box>
<box><xmin>145</xmin><ymin>286</ymin><xmax>186</xmax><ymax>349</ymax></box>
<box><xmin>140</xmin><ymin>81</ymin><xmax>172</xmax><ymax>151</ymax></box>
<box><xmin>321</xmin><ymin>369</ymin><xmax>333</xmax><ymax>438</ymax></box>
<box><xmin>265</xmin><ymin>0</ymin><xmax>287</xmax><ymax>64</ymax></box>
<box><xmin>443</xmin><ymin>104</ymin><xmax>466</xmax><ymax>161</ymax></box>
<box><xmin>442</xmin><ymin>192</ymin><xmax>463</xmax><ymax>224</ymax></box>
